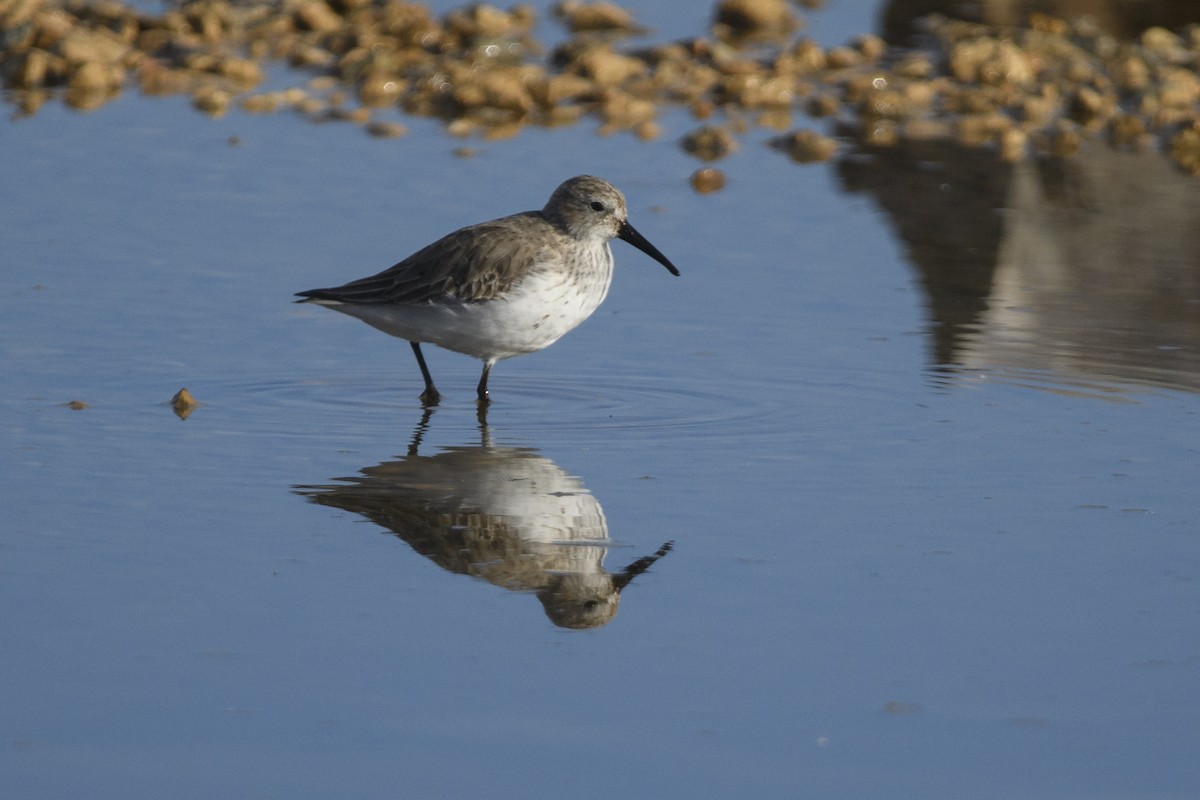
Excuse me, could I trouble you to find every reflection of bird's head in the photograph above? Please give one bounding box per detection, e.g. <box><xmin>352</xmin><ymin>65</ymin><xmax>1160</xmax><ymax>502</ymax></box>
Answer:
<box><xmin>536</xmin><ymin>540</ymin><xmax>674</xmax><ymax>629</ymax></box>
<box><xmin>538</xmin><ymin>573</ymin><xmax>621</xmax><ymax>629</ymax></box>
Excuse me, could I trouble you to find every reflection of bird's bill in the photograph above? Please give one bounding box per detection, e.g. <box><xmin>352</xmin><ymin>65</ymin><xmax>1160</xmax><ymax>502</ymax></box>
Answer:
<box><xmin>612</xmin><ymin>540</ymin><xmax>674</xmax><ymax>591</ymax></box>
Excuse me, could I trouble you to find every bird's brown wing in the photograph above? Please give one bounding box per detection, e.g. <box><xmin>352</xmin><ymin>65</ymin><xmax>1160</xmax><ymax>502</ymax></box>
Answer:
<box><xmin>296</xmin><ymin>212</ymin><xmax>560</xmax><ymax>305</ymax></box>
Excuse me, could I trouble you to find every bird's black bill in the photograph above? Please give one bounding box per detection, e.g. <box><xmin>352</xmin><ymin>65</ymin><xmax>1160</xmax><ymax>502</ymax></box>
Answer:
<box><xmin>617</xmin><ymin>220</ymin><xmax>681</xmax><ymax>276</ymax></box>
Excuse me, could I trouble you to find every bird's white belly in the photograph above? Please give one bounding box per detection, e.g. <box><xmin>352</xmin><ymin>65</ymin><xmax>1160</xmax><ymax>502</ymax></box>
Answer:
<box><xmin>327</xmin><ymin>263</ymin><xmax>613</xmax><ymax>362</ymax></box>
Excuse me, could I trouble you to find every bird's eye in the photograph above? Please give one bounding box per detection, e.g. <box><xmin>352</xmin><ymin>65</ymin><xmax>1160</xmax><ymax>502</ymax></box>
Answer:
<box><xmin>590</xmin><ymin>201</ymin><xmax>604</xmax><ymax>212</ymax></box>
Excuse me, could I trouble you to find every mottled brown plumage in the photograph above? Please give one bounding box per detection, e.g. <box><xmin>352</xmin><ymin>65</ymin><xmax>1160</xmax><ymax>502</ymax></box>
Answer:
<box><xmin>301</xmin><ymin>215</ymin><xmax>565</xmax><ymax>305</ymax></box>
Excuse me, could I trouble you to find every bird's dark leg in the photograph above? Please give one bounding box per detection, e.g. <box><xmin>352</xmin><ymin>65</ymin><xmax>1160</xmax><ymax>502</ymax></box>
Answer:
<box><xmin>476</xmin><ymin>360</ymin><xmax>494</xmax><ymax>406</ymax></box>
<box><xmin>410</xmin><ymin>342</ymin><xmax>440</xmax><ymax>406</ymax></box>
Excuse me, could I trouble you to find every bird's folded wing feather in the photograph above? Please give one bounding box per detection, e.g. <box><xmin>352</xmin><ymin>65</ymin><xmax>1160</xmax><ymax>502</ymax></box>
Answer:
<box><xmin>298</xmin><ymin>212</ymin><xmax>559</xmax><ymax>305</ymax></box>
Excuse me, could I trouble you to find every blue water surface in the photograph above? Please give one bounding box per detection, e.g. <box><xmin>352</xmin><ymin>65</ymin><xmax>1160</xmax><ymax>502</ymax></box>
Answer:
<box><xmin>2</xmin><ymin>2</ymin><xmax>1198</xmax><ymax>798</ymax></box>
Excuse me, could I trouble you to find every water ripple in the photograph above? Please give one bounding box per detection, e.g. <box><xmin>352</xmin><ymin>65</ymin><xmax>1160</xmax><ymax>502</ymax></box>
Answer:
<box><xmin>205</xmin><ymin>366</ymin><xmax>822</xmax><ymax>447</ymax></box>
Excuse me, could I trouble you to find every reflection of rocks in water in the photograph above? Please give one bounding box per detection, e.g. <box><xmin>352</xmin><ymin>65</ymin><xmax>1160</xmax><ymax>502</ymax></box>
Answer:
<box><xmin>838</xmin><ymin>136</ymin><xmax>1200</xmax><ymax>394</ymax></box>
<box><xmin>881</xmin><ymin>0</ymin><xmax>1200</xmax><ymax>45</ymax></box>
<box><xmin>296</xmin><ymin>446</ymin><xmax>671</xmax><ymax>629</ymax></box>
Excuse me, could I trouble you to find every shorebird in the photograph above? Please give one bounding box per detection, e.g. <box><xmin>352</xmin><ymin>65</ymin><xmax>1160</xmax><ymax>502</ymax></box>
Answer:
<box><xmin>296</xmin><ymin>175</ymin><xmax>680</xmax><ymax>405</ymax></box>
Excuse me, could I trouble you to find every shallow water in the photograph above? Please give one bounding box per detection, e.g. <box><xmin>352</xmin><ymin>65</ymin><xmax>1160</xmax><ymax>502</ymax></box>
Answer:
<box><xmin>3</xmin><ymin>2</ymin><xmax>1200</xmax><ymax>798</ymax></box>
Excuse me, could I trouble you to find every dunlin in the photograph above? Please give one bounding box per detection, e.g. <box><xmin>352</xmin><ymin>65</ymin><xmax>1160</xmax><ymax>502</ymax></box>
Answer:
<box><xmin>296</xmin><ymin>175</ymin><xmax>680</xmax><ymax>405</ymax></box>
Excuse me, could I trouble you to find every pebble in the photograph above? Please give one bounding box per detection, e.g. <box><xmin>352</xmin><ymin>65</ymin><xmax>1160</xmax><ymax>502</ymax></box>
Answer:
<box><xmin>689</xmin><ymin>167</ymin><xmax>726</xmax><ymax>193</ymax></box>
<box><xmin>713</xmin><ymin>0</ymin><xmax>799</xmax><ymax>40</ymax></box>
<box><xmin>365</xmin><ymin>119</ymin><xmax>407</xmax><ymax>138</ymax></box>
<box><xmin>553</xmin><ymin>1</ymin><xmax>639</xmax><ymax>34</ymax></box>
<box><xmin>770</xmin><ymin>128</ymin><xmax>837</xmax><ymax>162</ymax></box>
<box><xmin>171</xmin><ymin>388</ymin><xmax>199</xmax><ymax>420</ymax></box>
<box><xmin>681</xmin><ymin>124</ymin><xmax>738</xmax><ymax>160</ymax></box>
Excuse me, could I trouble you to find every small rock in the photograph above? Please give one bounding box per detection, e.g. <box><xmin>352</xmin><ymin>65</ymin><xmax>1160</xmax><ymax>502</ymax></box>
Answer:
<box><xmin>806</xmin><ymin>93</ymin><xmax>839</xmax><ymax>117</ymax></box>
<box><xmin>572</xmin><ymin>45</ymin><xmax>646</xmax><ymax>86</ymax></box>
<box><xmin>240</xmin><ymin>93</ymin><xmax>283</xmax><ymax>113</ymax></box>
<box><xmin>852</xmin><ymin>34</ymin><xmax>885</xmax><ymax>62</ymax></box>
<box><xmin>680</xmin><ymin>124</ymin><xmax>738</xmax><ymax>160</ymax></box>
<box><xmin>823</xmin><ymin>46</ymin><xmax>862</xmax><ymax>70</ymax></box>
<box><xmin>861</xmin><ymin>88</ymin><xmax>909</xmax><ymax>121</ymax></box>
<box><xmin>69</xmin><ymin>61</ymin><xmax>115</xmax><ymax>92</ymax></box>
<box><xmin>553</xmin><ymin>1</ymin><xmax>640</xmax><ymax>34</ymax></box>
<box><xmin>893</xmin><ymin>54</ymin><xmax>934</xmax><ymax>80</ymax></box>
<box><xmin>1109</xmin><ymin>113</ymin><xmax>1147</xmax><ymax>148</ymax></box>
<box><xmin>293</xmin><ymin>1</ymin><xmax>343</xmax><ymax>34</ymax></box>
<box><xmin>998</xmin><ymin>127</ymin><xmax>1027</xmax><ymax>162</ymax></box>
<box><xmin>689</xmin><ymin>167</ymin><xmax>726</xmax><ymax>193</ymax></box>
<box><xmin>1141</xmin><ymin>27</ymin><xmax>1186</xmax><ymax>61</ymax></box>
<box><xmin>357</xmin><ymin>74</ymin><xmax>404</xmax><ymax>107</ymax></box>
<box><xmin>1168</xmin><ymin>123</ymin><xmax>1200</xmax><ymax>175</ymax></box>
<box><xmin>365</xmin><ymin>120</ymin><xmax>407</xmax><ymax>138</ymax></box>
<box><xmin>1041</xmin><ymin>120</ymin><xmax>1082</xmax><ymax>158</ymax></box>
<box><xmin>770</xmin><ymin>128</ymin><xmax>837</xmax><ymax>163</ymax></box>
<box><xmin>192</xmin><ymin>86</ymin><xmax>232</xmax><ymax>117</ymax></box>
<box><xmin>713</xmin><ymin>0</ymin><xmax>798</xmax><ymax>40</ymax></box>
<box><xmin>1067</xmin><ymin>86</ymin><xmax>1114</xmax><ymax>127</ymax></box>
<box><xmin>171</xmin><ymin>388</ymin><xmax>199</xmax><ymax>420</ymax></box>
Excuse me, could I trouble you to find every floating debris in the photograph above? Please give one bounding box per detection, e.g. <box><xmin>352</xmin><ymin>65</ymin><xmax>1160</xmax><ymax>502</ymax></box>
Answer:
<box><xmin>64</xmin><ymin>399</ymin><xmax>89</xmax><ymax>410</ymax></box>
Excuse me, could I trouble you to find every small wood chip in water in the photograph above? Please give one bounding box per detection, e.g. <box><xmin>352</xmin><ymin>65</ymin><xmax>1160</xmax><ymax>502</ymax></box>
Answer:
<box><xmin>171</xmin><ymin>388</ymin><xmax>199</xmax><ymax>420</ymax></box>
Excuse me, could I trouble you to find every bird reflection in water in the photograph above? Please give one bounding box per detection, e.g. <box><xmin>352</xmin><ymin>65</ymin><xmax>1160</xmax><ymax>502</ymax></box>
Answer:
<box><xmin>295</xmin><ymin>412</ymin><xmax>673</xmax><ymax>629</ymax></box>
